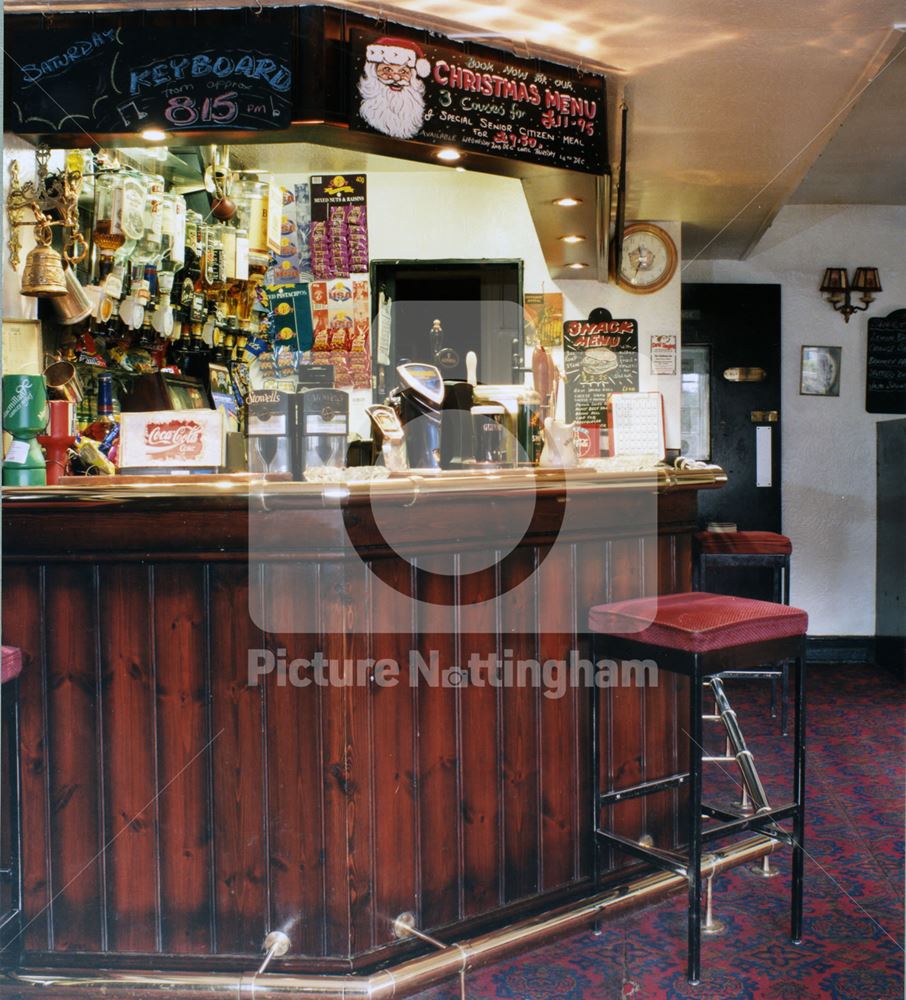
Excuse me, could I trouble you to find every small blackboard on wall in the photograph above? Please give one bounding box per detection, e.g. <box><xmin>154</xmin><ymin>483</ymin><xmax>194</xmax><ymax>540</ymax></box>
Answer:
<box><xmin>867</xmin><ymin>309</ymin><xmax>906</xmax><ymax>414</ymax></box>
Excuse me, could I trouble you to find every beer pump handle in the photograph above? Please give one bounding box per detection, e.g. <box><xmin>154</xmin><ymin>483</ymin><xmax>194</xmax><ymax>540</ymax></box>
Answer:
<box><xmin>466</xmin><ymin>351</ymin><xmax>478</xmax><ymax>386</ymax></box>
<box><xmin>532</xmin><ymin>346</ymin><xmax>553</xmax><ymax>413</ymax></box>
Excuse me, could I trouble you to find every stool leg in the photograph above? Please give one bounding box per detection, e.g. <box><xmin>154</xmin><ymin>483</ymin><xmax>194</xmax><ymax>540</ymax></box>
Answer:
<box><xmin>780</xmin><ymin>661</ymin><xmax>789</xmax><ymax>737</ymax></box>
<box><xmin>688</xmin><ymin>657</ymin><xmax>703</xmax><ymax>985</ymax></box>
<box><xmin>791</xmin><ymin>649</ymin><xmax>806</xmax><ymax>944</ymax></box>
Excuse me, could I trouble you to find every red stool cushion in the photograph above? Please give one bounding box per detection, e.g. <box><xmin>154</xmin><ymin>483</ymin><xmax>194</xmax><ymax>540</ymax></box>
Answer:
<box><xmin>588</xmin><ymin>592</ymin><xmax>808</xmax><ymax>653</ymax></box>
<box><xmin>696</xmin><ymin>531</ymin><xmax>792</xmax><ymax>555</ymax></box>
<box><xmin>1</xmin><ymin>645</ymin><xmax>23</xmax><ymax>684</ymax></box>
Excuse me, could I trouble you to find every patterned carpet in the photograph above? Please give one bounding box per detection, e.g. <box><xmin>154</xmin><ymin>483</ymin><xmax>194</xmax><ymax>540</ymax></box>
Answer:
<box><xmin>414</xmin><ymin>664</ymin><xmax>905</xmax><ymax>1000</ymax></box>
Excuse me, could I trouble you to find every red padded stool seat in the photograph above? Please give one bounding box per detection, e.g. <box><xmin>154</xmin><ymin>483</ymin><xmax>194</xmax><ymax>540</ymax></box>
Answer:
<box><xmin>696</xmin><ymin>530</ymin><xmax>792</xmax><ymax>556</ymax></box>
<box><xmin>1</xmin><ymin>646</ymin><xmax>23</xmax><ymax>685</ymax></box>
<box><xmin>587</xmin><ymin>591</ymin><xmax>807</xmax><ymax>985</ymax></box>
<box><xmin>588</xmin><ymin>592</ymin><xmax>808</xmax><ymax>653</ymax></box>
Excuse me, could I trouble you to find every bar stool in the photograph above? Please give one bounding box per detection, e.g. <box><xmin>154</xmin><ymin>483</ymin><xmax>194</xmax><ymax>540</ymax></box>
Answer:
<box><xmin>695</xmin><ymin>531</ymin><xmax>793</xmax><ymax>734</ymax></box>
<box><xmin>0</xmin><ymin>646</ymin><xmax>23</xmax><ymax>963</ymax></box>
<box><xmin>588</xmin><ymin>592</ymin><xmax>807</xmax><ymax>985</ymax></box>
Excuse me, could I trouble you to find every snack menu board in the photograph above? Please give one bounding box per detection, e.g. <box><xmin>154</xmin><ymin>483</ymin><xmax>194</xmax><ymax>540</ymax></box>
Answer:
<box><xmin>5</xmin><ymin>27</ymin><xmax>292</xmax><ymax>132</ymax></box>
<box><xmin>350</xmin><ymin>30</ymin><xmax>607</xmax><ymax>174</ymax></box>
<box><xmin>563</xmin><ymin>317</ymin><xmax>639</xmax><ymax>424</ymax></box>
<box><xmin>311</xmin><ymin>278</ymin><xmax>372</xmax><ymax>389</ymax></box>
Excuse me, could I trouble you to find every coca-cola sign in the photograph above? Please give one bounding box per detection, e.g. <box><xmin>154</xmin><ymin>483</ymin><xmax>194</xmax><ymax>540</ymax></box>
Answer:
<box><xmin>119</xmin><ymin>409</ymin><xmax>224</xmax><ymax>469</ymax></box>
<box><xmin>144</xmin><ymin>418</ymin><xmax>204</xmax><ymax>461</ymax></box>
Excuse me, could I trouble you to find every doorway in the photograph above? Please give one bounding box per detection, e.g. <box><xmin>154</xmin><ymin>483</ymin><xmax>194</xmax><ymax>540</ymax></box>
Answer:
<box><xmin>681</xmin><ymin>284</ymin><xmax>782</xmax><ymax>532</ymax></box>
<box><xmin>371</xmin><ymin>260</ymin><xmax>523</xmax><ymax>396</ymax></box>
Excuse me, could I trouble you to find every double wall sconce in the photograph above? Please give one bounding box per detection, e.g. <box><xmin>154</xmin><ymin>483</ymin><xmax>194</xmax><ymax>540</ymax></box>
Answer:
<box><xmin>819</xmin><ymin>267</ymin><xmax>882</xmax><ymax>322</ymax></box>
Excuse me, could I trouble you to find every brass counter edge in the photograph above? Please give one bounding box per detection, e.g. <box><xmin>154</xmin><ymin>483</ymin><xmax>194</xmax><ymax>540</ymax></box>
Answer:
<box><xmin>2</xmin><ymin>466</ymin><xmax>727</xmax><ymax>504</ymax></box>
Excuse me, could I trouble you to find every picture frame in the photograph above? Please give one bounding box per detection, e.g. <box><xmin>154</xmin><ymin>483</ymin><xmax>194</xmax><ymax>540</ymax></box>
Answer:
<box><xmin>800</xmin><ymin>345</ymin><xmax>841</xmax><ymax>397</ymax></box>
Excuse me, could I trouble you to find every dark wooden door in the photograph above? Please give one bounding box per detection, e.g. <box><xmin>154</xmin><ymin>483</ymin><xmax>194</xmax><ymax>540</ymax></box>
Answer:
<box><xmin>682</xmin><ymin>283</ymin><xmax>782</xmax><ymax>533</ymax></box>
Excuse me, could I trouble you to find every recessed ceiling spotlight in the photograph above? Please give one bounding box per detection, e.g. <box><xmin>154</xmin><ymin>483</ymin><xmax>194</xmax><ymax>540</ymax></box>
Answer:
<box><xmin>141</xmin><ymin>129</ymin><xmax>167</xmax><ymax>142</ymax></box>
<box><xmin>554</xmin><ymin>197</ymin><xmax>582</xmax><ymax>207</ymax></box>
<box><xmin>567</xmin><ymin>262</ymin><xmax>589</xmax><ymax>269</ymax></box>
<box><xmin>436</xmin><ymin>148</ymin><xmax>461</xmax><ymax>162</ymax></box>
<box><xmin>455</xmin><ymin>166</ymin><xmax>466</xmax><ymax>173</ymax></box>
<box><xmin>560</xmin><ymin>235</ymin><xmax>586</xmax><ymax>243</ymax></box>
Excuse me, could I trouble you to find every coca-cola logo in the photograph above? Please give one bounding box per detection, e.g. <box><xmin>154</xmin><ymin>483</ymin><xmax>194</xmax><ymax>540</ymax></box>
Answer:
<box><xmin>144</xmin><ymin>418</ymin><xmax>204</xmax><ymax>461</ymax></box>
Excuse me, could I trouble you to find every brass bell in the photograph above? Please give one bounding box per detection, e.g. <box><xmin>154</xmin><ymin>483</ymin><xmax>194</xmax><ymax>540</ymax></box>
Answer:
<box><xmin>20</xmin><ymin>225</ymin><xmax>67</xmax><ymax>297</ymax></box>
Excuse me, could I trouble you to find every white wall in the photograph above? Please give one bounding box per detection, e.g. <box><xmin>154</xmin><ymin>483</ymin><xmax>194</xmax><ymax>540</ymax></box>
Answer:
<box><xmin>684</xmin><ymin>204</ymin><xmax>906</xmax><ymax>637</ymax></box>
<box><xmin>367</xmin><ymin>170</ymin><xmax>684</xmax><ymax>447</ymax></box>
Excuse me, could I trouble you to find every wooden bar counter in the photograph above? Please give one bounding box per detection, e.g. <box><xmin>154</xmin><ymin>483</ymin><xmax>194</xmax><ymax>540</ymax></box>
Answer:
<box><xmin>0</xmin><ymin>466</ymin><xmax>727</xmax><ymax>994</ymax></box>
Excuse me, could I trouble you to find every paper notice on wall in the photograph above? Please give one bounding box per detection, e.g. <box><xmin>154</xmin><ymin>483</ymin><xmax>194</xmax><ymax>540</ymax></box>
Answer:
<box><xmin>524</xmin><ymin>293</ymin><xmax>564</xmax><ymax>348</ymax></box>
<box><xmin>377</xmin><ymin>291</ymin><xmax>392</xmax><ymax>367</ymax></box>
<box><xmin>649</xmin><ymin>334</ymin><xmax>677</xmax><ymax>375</ymax></box>
<box><xmin>310</xmin><ymin>276</ymin><xmax>372</xmax><ymax>389</ymax></box>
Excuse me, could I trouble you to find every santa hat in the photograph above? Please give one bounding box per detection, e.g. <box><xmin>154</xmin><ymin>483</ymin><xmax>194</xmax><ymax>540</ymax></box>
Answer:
<box><xmin>365</xmin><ymin>36</ymin><xmax>431</xmax><ymax>78</ymax></box>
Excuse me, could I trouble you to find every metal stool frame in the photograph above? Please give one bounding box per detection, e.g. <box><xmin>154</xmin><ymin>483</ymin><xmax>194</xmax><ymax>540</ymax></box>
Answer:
<box><xmin>590</xmin><ymin>631</ymin><xmax>806</xmax><ymax>985</ymax></box>
<box><xmin>694</xmin><ymin>548</ymin><xmax>792</xmax><ymax>734</ymax></box>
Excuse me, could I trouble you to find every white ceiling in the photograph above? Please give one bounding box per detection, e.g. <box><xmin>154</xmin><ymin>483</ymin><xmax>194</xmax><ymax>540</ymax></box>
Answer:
<box><xmin>7</xmin><ymin>0</ymin><xmax>906</xmax><ymax>261</ymax></box>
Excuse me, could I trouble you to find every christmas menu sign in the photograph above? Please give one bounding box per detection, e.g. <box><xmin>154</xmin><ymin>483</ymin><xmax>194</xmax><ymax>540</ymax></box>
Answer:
<box><xmin>5</xmin><ymin>26</ymin><xmax>291</xmax><ymax>132</ymax></box>
<box><xmin>349</xmin><ymin>30</ymin><xmax>607</xmax><ymax>174</ymax></box>
<box><xmin>563</xmin><ymin>317</ymin><xmax>639</xmax><ymax>424</ymax></box>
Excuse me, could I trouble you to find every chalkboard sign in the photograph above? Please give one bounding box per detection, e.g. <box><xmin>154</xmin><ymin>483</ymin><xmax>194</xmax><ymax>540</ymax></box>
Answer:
<box><xmin>867</xmin><ymin>310</ymin><xmax>906</xmax><ymax>414</ymax></box>
<box><xmin>563</xmin><ymin>317</ymin><xmax>639</xmax><ymax>424</ymax></box>
<box><xmin>349</xmin><ymin>29</ymin><xmax>606</xmax><ymax>174</ymax></box>
<box><xmin>5</xmin><ymin>26</ymin><xmax>292</xmax><ymax>133</ymax></box>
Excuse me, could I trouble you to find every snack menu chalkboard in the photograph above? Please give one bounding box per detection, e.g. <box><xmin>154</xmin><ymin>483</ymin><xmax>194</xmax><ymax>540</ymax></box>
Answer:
<box><xmin>5</xmin><ymin>26</ymin><xmax>292</xmax><ymax>133</ymax></box>
<box><xmin>563</xmin><ymin>317</ymin><xmax>639</xmax><ymax>424</ymax></box>
<box><xmin>350</xmin><ymin>29</ymin><xmax>606</xmax><ymax>174</ymax></box>
<box><xmin>867</xmin><ymin>310</ymin><xmax>906</xmax><ymax>414</ymax></box>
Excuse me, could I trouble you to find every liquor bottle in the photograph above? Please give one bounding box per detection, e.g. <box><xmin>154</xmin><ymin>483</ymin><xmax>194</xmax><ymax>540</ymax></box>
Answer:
<box><xmin>83</xmin><ymin>372</ymin><xmax>118</xmax><ymax>446</ymax></box>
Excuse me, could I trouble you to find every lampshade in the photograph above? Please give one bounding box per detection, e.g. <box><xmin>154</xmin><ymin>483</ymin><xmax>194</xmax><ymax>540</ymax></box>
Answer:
<box><xmin>851</xmin><ymin>267</ymin><xmax>882</xmax><ymax>293</ymax></box>
<box><xmin>820</xmin><ymin>268</ymin><xmax>849</xmax><ymax>293</ymax></box>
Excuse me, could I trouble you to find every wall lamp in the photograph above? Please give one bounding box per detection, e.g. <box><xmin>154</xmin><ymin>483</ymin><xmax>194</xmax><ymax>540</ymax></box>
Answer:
<box><xmin>819</xmin><ymin>267</ymin><xmax>882</xmax><ymax>322</ymax></box>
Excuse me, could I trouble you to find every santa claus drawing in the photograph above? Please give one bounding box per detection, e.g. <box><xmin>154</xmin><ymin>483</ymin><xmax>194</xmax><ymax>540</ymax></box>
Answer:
<box><xmin>358</xmin><ymin>36</ymin><xmax>431</xmax><ymax>139</ymax></box>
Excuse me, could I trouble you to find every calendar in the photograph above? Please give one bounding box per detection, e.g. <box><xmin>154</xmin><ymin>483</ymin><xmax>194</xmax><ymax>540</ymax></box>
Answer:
<box><xmin>607</xmin><ymin>391</ymin><xmax>666</xmax><ymax>459</ymax></box>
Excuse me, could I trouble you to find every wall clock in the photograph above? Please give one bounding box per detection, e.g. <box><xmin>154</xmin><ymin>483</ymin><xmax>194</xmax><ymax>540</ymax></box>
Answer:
<box><xmin>617</xmin><ymin>222</ymin><xmax>678</xmax><ymax>294</ymax></box>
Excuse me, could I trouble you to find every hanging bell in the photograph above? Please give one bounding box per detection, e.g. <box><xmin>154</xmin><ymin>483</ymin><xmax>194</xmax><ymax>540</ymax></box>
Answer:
<box><xmin>20</xmin><ymin>225</ymin><xmax>67</xmax><ymax>297</ymax></box>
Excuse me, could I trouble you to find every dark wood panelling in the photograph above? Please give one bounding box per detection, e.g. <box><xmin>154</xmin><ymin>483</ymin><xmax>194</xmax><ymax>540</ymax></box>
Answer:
<box><xmin>99</xmin><ymin>564</ymin><xmax>159</xmax><ymax>953</ymax></box>
<box><xmin>458</xmin><ymin>556</ymin><xmax>502</xmax><ymax>917</ymax></box>
<box><xmin>44</xmin><ymin>565</ymin><xmax>102</xmax><ymax>951</ymax></box>
<box><xmin>2</xmin><ymin>482</ymin><xmax>707</xmax><ymax>971</ymax></box>
<box><xmin>2</xmin><ymin>566</ymin><xmax>47</xmax><ymax>955</ymax></box>
<box><xmin>369</xmin><ymin>558</ymin><xmax>418</xmax><ymax>945</ymax></box>
<box><xmin>414</xmin><ymin>555</ymin><xmax>460</xmax><ymax>930</ymax></box>
<box><xmin>262</xmin><ymin>563</ymin><xmax>328</xmax><ymax>958</ymax></box>
<box><xmin>536</xmin><ymin>544</ymin><xmax>579</xmax><ymax>890</ymax></box>
<box><xmin>208</xmin><ymin>564</ymin><xmax>266</xmax><ymax>954</ymax></box>
<box><xmin>154</xmin><ymin>563</ymin><xmax>213</xmax><ymax>955</ymax></box>
<box><xmin>499</xmin><ymin>548</ymin><xmax>540</xmax><ymax>903</ymax></box>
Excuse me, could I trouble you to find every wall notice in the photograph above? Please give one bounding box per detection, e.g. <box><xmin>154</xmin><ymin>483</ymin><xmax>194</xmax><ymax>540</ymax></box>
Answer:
<box><xmin>649</xmin><ymin>334</ymin><xmax>677</xmax><ymax>375</ymax></box>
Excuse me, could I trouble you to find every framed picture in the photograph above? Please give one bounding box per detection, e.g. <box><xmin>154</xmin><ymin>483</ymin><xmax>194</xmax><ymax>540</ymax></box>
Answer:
<box><xmin>800</xmin><ymin>345</ymin><xmax>841</xmax><ymax>397</ymax></box>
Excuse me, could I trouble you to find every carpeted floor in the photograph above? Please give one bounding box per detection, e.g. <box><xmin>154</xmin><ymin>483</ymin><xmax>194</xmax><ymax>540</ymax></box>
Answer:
<box><xmin>414</xmin><ymin>663</ymin><xmax>905</xmax><ymax>1000</ymax></box>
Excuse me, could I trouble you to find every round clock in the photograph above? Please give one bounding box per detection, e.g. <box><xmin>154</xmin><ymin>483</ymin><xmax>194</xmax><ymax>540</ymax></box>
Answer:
<box><xmin>617</xmin><ymin>223</ymin><xmax>678</xmax><ymax>294</ymax></box>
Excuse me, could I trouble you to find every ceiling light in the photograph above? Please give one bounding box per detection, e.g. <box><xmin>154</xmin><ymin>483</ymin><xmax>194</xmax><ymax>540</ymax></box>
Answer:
<box><xmin>560</xmin><ymin>235</ymin><xmax>586</xmax><ymax>243</ymax></box>
<box><xmin>455</xmin><ymin>166</ymin><xmax>466</xmax><ymax>173</ymax></box>
<box><xmin>554</xmin><ymin>197</ymin><xmax>582</xmax><ymax>207</ymax></box>
<box><xmin>436</xmin><ymin>148</ymin><xmax>461</xmax><ymax>162</ymax></box>
<box><xmin>141</xmin><ymin>129</ymin><xmax>167</xmax><ymax>142</ymax></box>
<box><xmin>567</xmin><ymin>262</ymin><xmax>589</xmax><ymax>270</ymax></box>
